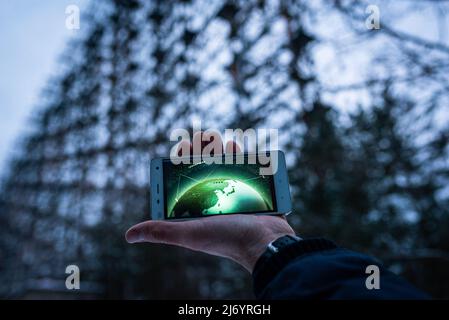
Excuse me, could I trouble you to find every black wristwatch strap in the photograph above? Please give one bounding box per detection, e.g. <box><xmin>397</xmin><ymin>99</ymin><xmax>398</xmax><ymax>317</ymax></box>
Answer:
<box><xmin>252</xmin><ymin>237</ymin><xmax>338</xmax><ymax>295</ymax></box>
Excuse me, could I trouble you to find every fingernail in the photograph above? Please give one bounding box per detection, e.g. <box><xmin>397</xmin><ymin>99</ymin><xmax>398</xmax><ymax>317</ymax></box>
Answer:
<box><xmin>125</xmin><ymin>227</ymin><xmax>142</xmax><ymax>244</ymax></box>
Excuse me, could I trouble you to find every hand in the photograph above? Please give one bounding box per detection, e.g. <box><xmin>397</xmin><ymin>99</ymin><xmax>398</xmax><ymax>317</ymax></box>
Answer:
<box><xmin>125</xmin><ymin>132</ymin><xmax>296</xmax><ymax>272</ymax></box>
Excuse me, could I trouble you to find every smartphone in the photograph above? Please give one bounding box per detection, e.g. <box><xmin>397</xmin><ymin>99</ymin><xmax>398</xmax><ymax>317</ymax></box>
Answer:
<box><xmin>150</xmin><ymin>150</ymin><xmax>292</xmax><ymax>220</ymax></box>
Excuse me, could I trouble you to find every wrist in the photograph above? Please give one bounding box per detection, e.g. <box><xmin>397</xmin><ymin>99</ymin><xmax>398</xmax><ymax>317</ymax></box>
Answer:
<box><xmin>242</xmin><ymin>231</ymin><xmax>296</xmax><ymax>272</ymax></box>
<box><xmin>252</xmin><ymin>237</ymin><xmax>338</xmax><ymax>295</ymax></box>
<box><xmin>228</xmin><ymin>215</ymin><xmax>296</xmax><ymax>272</ymax></box>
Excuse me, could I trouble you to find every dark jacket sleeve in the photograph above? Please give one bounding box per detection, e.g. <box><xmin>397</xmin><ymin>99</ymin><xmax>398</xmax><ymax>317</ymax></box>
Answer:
<box><xmin>253</xmin><ymin>240</ymin><xmax>429</xmax><ymax>300</ymax></box>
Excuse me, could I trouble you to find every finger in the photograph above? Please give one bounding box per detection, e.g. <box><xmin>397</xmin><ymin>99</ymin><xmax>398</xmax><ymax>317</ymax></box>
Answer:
<box><xmin>225</xmin><ymin>140</ymin><xmax>242</xmax><ymax>154</ymax></box>
<box><xmin>176</xmin><ymin>140</ymin><xmax>192</xmax><ymax>157</ymax></box>
<box><xmin>125</xmin><ymin>216</ymin><xmax>237</xmax><ymax>257</ymax></box>
<box><xmin>125</xmin><ymin>220</ymin><xmax>204</xmax><ymax>249</ymax></box>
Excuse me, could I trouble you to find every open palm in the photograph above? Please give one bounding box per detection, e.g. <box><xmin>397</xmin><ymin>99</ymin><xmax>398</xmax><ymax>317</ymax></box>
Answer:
<box><xmin>126</xmin><ymin>132</ymin><xmax>294</xmax><ymax>272</ymax></box>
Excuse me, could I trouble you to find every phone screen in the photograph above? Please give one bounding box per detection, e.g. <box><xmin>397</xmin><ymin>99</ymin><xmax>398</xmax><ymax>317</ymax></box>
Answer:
<box><xmin>163</xmin><ymin>158</ymin><xmax>277</xmax><ymax>219</ymax></box>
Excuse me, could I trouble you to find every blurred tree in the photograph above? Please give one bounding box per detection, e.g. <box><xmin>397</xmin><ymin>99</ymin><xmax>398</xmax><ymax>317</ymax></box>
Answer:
<box><xmin>0</xmin><ymin>0</ymin><xmax>448</xmax><ymax>299</ymax></box>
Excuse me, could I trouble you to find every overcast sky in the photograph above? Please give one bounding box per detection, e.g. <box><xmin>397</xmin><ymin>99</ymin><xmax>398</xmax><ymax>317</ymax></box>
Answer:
<box><xmin>0</xmin><ymin>0</ymin><xmax>88</xmax><ymax>174</ymax></box>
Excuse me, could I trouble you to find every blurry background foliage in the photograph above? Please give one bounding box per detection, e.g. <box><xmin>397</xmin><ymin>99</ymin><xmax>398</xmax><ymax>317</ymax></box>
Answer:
<box><xmin>1</xmin><ymin>0</ymin><xmax>449</xmax><ymax>299</ymax></box>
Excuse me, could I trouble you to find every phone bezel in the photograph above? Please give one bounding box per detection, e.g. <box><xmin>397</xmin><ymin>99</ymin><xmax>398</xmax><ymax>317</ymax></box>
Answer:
<box><xmin>150</xmin><ymin>150</ymin><xmax>292</xmax><ymax>220</ymax></box>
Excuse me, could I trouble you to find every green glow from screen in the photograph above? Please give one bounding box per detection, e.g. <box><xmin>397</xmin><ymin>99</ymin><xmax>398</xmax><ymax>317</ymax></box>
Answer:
<box><xmin>164</xmin><ymin>162</ymin><xmax>275</xmax><ymax>218</ymax></box>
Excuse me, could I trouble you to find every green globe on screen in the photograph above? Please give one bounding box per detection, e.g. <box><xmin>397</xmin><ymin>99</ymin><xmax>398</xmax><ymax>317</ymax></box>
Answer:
<box><xmin>171</xmin><ymin>178</ymin><xmax>270</xmax><ymax>218</ymax></box>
